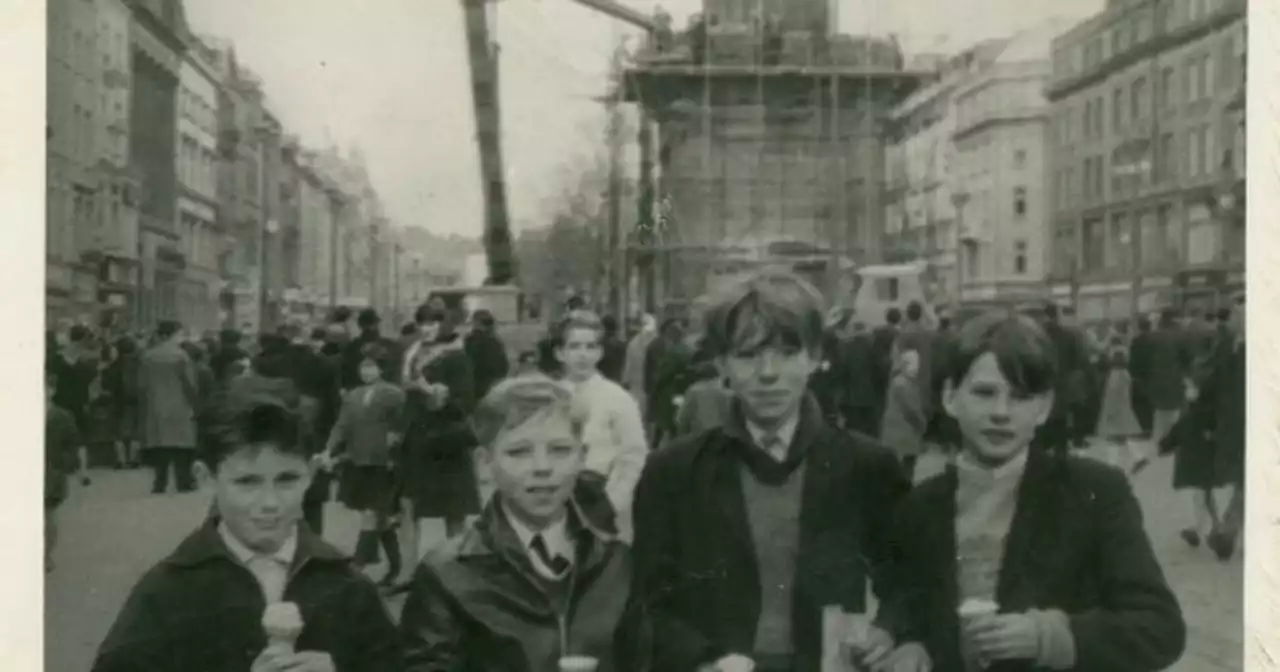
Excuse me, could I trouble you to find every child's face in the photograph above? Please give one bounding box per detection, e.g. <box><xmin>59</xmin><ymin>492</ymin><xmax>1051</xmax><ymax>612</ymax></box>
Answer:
<box><xmin>358</xmin><ymin>359</ymin><xmax>381</xmax><ymax>384</ymax></box>
<box><xmin>555</xmin><ymin>327</ymin><xmax>602</xmax><ymax>381</ymax></box>
<box><xmin>943</xmin><ymin>353</ymin><xmax>1053</xmax><ymax>466</ymax></box>
<box><xmin>482</xmin><ymin>411</ymin><xmax>584</xmax><ymax>528</ymax></box>
<box><xmin>197</xmin><ymin>444</ymin><xmax>312</xmax><ymax>554</ymax></box>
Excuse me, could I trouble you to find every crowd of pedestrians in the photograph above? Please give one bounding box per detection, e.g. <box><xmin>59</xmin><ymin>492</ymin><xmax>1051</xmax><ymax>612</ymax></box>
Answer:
<box><xmin>42</xmin><ymin>268</ymin><xmax>1246</xmax><ymax>672</ymax></box>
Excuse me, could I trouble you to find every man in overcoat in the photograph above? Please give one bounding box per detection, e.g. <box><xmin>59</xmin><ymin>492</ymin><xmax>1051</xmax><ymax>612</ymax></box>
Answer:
<box><xmin>139</xmin><ymin>320</ymin><xmax>199</xmax><ymax>493</ymax></box>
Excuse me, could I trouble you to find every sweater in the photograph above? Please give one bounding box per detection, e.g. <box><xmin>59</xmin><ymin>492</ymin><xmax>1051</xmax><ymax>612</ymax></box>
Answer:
<box><xmin>568</xmin><ymin>373</ymin><xmax>649</xmax><ymax>512</ymax></box>
<box><xmin>740</xmin><ymin>461</ymin><xmax>808</xmax><ymax>657</ymax></box>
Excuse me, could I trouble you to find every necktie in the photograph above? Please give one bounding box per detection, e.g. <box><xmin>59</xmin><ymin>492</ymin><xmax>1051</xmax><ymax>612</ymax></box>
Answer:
<box><xmin>760</xmin><ymin>433</ymin><xmax>788</xmax><ymax>462</ymax></box>
<box><xmin>530</xmin><ymin>534</ymin><xmax>571</xmax><ymax>577</ymax></box>
<box><xmin>247</xmin><ymin>555</ymin><xmax>289</xmax><ymax>603</ymax></box>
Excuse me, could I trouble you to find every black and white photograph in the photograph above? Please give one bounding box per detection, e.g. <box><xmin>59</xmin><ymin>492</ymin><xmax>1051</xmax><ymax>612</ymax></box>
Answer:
<box><xmin>12</xmin><ymin>0</ymin><xmax>1268</xmax><ymax>670</ymax></box>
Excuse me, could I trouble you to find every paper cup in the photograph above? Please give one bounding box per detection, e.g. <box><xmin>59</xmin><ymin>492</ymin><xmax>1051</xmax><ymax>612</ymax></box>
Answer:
<box><xmin>558</xmin><ymin>655</ymin><xmax>599</xmax><ymax>672</ymax></box>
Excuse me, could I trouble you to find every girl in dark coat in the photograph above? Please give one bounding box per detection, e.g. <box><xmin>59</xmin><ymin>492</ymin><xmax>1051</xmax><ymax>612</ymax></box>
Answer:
<box><xmin>885</xmin><ymin>311</ymin><xmax>1185</xmax><ymax>672</ymax></box>
<box><xmin>399</xmin><ymin>305</ymin><xmax>480</xmax><ymax>576</ymax></box>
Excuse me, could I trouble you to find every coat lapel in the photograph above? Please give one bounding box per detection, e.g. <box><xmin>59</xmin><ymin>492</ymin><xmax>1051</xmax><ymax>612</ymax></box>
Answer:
<box><xmin>925</xmin><ymin>467</ymin><xmax>961</xmax><ymax>615</ymax></box>
<box><xmin>994</xmin><ymin>448</ymin><xmax>1058</xmax><ymax>611</ymax></box>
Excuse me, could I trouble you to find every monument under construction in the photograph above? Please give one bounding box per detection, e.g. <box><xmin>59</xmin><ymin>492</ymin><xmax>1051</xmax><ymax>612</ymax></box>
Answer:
<box><xmin>622</xmin><ymin>0</ymin><xmax>930</xmax><ymax>310</ymax></box>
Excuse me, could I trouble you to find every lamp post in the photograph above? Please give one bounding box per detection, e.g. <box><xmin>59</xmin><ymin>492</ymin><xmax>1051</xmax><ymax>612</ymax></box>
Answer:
<box><xmin>255</xmin><ymin>126</ymin><xmax>278</xmax><ymax>333</ymax></box>
<box><xmin>950</xmin><ymin>191</ymin><xmax>970</xmax><ymax>312</ymax></box>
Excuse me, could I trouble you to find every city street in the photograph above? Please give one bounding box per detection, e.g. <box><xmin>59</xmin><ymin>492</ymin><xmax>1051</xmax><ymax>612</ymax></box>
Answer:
<box><xmin>45</xmin><ymin>448</ymin><xmax>1242</xmax><ymax>672</ymax></box>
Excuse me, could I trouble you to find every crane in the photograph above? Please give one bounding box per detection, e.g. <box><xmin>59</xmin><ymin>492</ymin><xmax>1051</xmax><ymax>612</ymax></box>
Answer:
<box><xmin>460</xmin><ymin>0</ymin><xmax>654</xmax><ymax>288</ymax></box>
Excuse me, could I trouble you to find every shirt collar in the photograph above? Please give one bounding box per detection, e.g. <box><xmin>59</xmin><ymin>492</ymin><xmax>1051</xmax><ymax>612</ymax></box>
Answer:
<box><xmin>218</xmin><ymin>521</ymin><xmax>298</xmax><ymax>567</ymax></box>
<box><xmin>500</xmin><ymin>501</ymin><xmax>573</xmax><ymax>559</ymax></box>
<box><xmin>746</xmin><ymin>413</ymin><xmax>800</xmax><ymax>451</ymax></box>
<box><xmin>955</xmin><ymin>448</ymin><xmax>1030</xmax><ymax>481</ymax></box>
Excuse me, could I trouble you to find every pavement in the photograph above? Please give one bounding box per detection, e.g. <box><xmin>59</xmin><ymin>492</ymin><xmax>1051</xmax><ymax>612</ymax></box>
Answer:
<box><xmin>45</xmin><ymin>447</ymin><xmax>1241</xmax><ymax>672</ymax></box>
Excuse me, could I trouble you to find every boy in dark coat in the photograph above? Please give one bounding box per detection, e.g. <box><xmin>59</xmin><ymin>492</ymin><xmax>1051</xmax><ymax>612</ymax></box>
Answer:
<box><xmin>46</xmin><ymin>368</ymin><xmax>81</xmax><ymax>573</ymax></box>
<box><xmin>401</xmin><ymin>375</ymin><xmax>651</xmax><ymax>672</ymax></box>
<box><xmin>632</xmin><ymin>271</ymin><xmax>910</xmax><ymax>672</ymax></box>
<box><xmin>92</xmin><ymin>386</ymin><xmax>402</xmax><ymax>672</ymax></box>
<box><xmin>885</xmin><ymin>311</ymin><xmax>1185</xmax><ymax>672</ymax></box>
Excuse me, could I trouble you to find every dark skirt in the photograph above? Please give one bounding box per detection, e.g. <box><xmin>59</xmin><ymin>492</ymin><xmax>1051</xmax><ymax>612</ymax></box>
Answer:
<box><xmin>1166</xmin><ymin>407</ymin><xmax>1234</xmax><ymax>489</ymax></box>
<box><xmin>399</xmin><ymin>445</ymin><xmax>481</xmax><ymax>520</ymax></box>
<box><xmin>339</xmin><ymin>465</ymin><xmax>397</xmax><ymax>514</ymax></box>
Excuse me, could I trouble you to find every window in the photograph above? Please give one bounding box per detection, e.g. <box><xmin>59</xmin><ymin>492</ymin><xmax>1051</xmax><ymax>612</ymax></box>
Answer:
<box><xmin>1014</xmin><ymin>241</ymin><xmax>1028</xmax><ymax>274</ymax></box>
<box><xmin>1131</xmin><ymin>76</ymin><xmax>1147</xmax><ymax>120</ymax></box>
<box><xmin>1109</xmin><ymin>213</ymin><xmax>1133</xmax><ymax>270</ymax></box>
<box><xmin>1013</xmin><ymin>149</ymin><xmax>1027</xmax><ymax>168</ymax></box>
<box><xmin>1186</xmin><ymin>127</ymin><xmax>1202</xmax><ymax>177</ymax></box>
<box><xmin>1083</xmin><ymin>217</ymin><xmax>1105</xmax><ymax>270</ymax></box>
<box><xmin>1157</xmin><ymin>132</ymin><xmax>1176</xmax><ymax>182</ymax></box>
<box><xmin>1202</xmin><ymin>54</ymin><xmax>1215</xmax><ymax>95</ymax></box>
<box><xmin>1160</xmin><ymin>66</ymin><xmax>1175</xmax><ymax>109</ymax></box>
<box><xmin>1013</xmin><ymin>187</ymin><xmax>1027</xmax><ymax>217</ymax></box>
<box><xmin>1220</xmin><ymin>35</ymin><xmax>1238</xmax><ymax>90</ymax></box>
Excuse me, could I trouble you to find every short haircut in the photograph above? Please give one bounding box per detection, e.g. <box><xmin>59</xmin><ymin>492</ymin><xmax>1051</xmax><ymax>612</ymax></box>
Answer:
<box><xmin>703</xmin><ymin>269</ymin><xmax>826</xmax><ymax>357</ymax></box>
<box><xmin>414</xmin><ymin>301</ymin><xmax>446</xmax><ymax>326</ymax></box>
<box><xmin>552</xmin><ymin>309</ymin><xmax>604</xmax><ymax>348</ymax></box>
<box><xmin>944</xmin><ymin>310</ymin><xmax>1057</xmax><ymax>397</ymax></box>
<box><xmin>357</xmin><ymin>308</ymin><xmax>380</xmax><ymax>329</ymax></box>
<box><xmin>1043</xmin><ymin>303</ymin><xmax>1060</xmax><ymax>320</ymax></box>
<box><xmin>601</xmin><ymin>314</ymin><xmax>619</xmax><ymax>334</ymax></box>
<box><xmin>359</xmin><ymin>341</ymin><xmax>396</xmax><ymax>378</ymax></box>
<box><xmin>565</xmin><ymin>295</ymin><xmax>587</xmax><ymax>311</ymax></box>
<box><xmin>400</xmin><ymin>323</ymin><xmax>419</xmax><ymax>337</ymax></box>
<box><xmin>330</xmin><ymin>306</ymin><xmax>352</xmax><ymax>324</ymax></box>
<box><xmin>157</xmin><ymin>320</ymin><xmax>182</xmax><ymax>340</ymax></box>
<box><xmin>472</xmin><ymin>309</ymin><xmax>496</xmax><ymax>329</ymax></box>
<box><xmin>885</xmin><ymin>307</ymin><xmax>902</xmax><ymax>325</ymax></box>
<box><xmin>69</xmin><ymin>325</ymin><xmax>92</xmax><ymax>343</ymax></box>
<box><xmin>470</xmin><ymin>375</ymin><xmax>583</xmax><ymax>448</ymax></box>
<box><xmin>310</xmin><ymin>326</ymin><xmax>327</xmax><ymax>341</ymax></box>
<box><xmin>199</xmin><ymin>384</ymin><xmax>304</xmax><ymax>469</ymax></box>
<box><xmin>115</xmin><ymin>336</ymin><xmax>137</xmax><ymax>356</ymax></box>
<box><xmin>220</xmin><ymin>328</ymin><xmax>243</xmax><ymax>346</ymax></box>
<box><xmin>906</xmin><ymin>301</ymin><xmax>924</xmax><ymax>322</ymax></box>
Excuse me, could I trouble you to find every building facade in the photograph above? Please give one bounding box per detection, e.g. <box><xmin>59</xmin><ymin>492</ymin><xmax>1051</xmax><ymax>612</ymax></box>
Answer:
<box><xmin>128</xmin><ymin>0</ymin><xmax>188</xmax><ymax>327</ymax></box>
<box><xmin>47</xmin><ymin>0</ymin><xmax>105</xmax><ymax>323</ymax></box>
<box><xmin>176</xmin><ymin>42</ymin><xmax>222</xmax><ymax>333</ymax></box>
<box><xmin>949</xmin><ymin>20</ymin><xmax>1068</xmax><ymax>303</ymax></box>
<box><xmin>1047</xmin><ymin>0</ymin><xmax>1246</xmax><ymax>321</ymax></box>
<box><xmin>624</xmin><ymin>31</ymin><xmax>921</xmax><ymax>307</ymax></box>
<box><xmin>884</xmin><ymin>42</ymin><xmax>1006</xmax><ymax>307</ymax></box>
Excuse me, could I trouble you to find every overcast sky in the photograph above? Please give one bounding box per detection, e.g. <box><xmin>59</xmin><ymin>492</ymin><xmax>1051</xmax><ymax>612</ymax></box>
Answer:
<box><xmin>184</xmin><ymin>0</ymin><xmax>1101</xmax><ymax>238</ymax></box>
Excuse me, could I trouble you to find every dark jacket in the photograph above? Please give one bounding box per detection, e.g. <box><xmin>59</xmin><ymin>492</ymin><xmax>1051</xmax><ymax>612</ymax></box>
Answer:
<box><xmin>464</xmin><ymin>328</ymin><xmax>511</xmax><ymax>401</ymax></box>
<box><xmin>91</xmin><ymin>519</ymin><xmax>403</xmax><ymax>672</ymax></box>
<box><xmin>1141</xmin><ymin>326</ymin><xmax>1192</xmax><ymax>410</ymax></box>
<box><xmin>885</xmin><ymin>449</ymin><xmax>1185</xmax><ymax>672</ymax></box>
<box><xmin>401</xmin><ymin>496</ymin><xmax>651</xmax><ymax>672</ymax></box>
<box><xmin>631</xmin><ymin>397</ymin><xmax>911</xmax><ymax>672</ymax></box>
<box><xmin>402</xmin><ymin>332</ymin><xmax>481</xmax><ymax>517</ymax></box>
<box><xmin>599</xmin><ymin>334</ymin><xmax>628</xmax><ymax>383</ymax></box>
<box><xmin>46</xmin><ymin>405</ymin><xmax>80</xmax><ymax>505</ymax></box>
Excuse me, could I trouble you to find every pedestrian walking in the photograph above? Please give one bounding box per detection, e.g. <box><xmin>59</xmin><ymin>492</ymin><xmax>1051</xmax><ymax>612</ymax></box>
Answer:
<box><xmin>138</xmin><ymin>320</ymin><xmax>199</xmax><ymax>494</ymax></box>
<box><xmin>597</xmin><ymin>314</ymin><xmax>628</xmax><ymax>383</ymax></box>
<box><xmin>91</xmin><ymin>388</ymin><xmax>403</xmax><ymax>672</ymax></box>
<box><xmin>880</xmin><ymin>349</ymin><xmax>927</xmax><ymax>482</ymax></box>
<box><xmin>1095</xmin><ymin>343</ymin><xmax>1149</xmax><ymax>474</ymax></box>
<box><xmin>631</xmin><ymin>270</ymin><xmax>910</xmax><ymax>672</ymax></box>
<box><xmin>1129</xmin><ymin>316</ymin><xmax>1155</xmax><ymax>437</ymax></box>
<box><xmin>1144</xmin><ymin>309</ymin><xmax>1194</xmax><ymax>447</ymax></box>
<box><xmin>322</xmin><ymin>342</ymin><xmax>406</xmax><ymax>587</ymax></box>
<box><xmin>1193</xmin><ymin>296</ymin><xmax>1245</xmax><ymax>561</ymax></box>
<box><xmin>644</xmin><ymin>317</ymin><xmax>692</xmax><ymax>448</ymax></box>
<box><xmin>882</xmin><ymin>311</ymin><xmax>1185</xmax><ymax>672</ymax></box>
<box><xmin>400</xmin><ymin>375</ymin><xmax>651</xmax><ymax>671</ymax></box>
<box><xmin>400</xmin><ymin>302</ymin><xmax>480</xmax><ymax>565</ymax></box>
<box><xmin>837</xmin><ymin>320</ymin><xmax>882</xmax><ymax>438</ymax></box>
<box><xmin>554</xmin><ymin>310</ymin><xmax>648</xmax><ymax>542</ymax></box>
<box><xmin>464</xmin><ymin>308</ymin><xmax>510</xmax><ymax>401</ymax></box>
<box><xmin>45</xmin><ymin>367</ymin><xmax>82</xmax><ymax>574</ymax></box>
<box><xmin>52</xmin><ymin>324</ymin><xmax>98</xmax><ymax>485</ymax></box>
<box><xmin>102</xmin><ymin>336</ymin><xmax>142</xmax><ymax>469</ymax></box>
<box><xmin>621</xmin><ymin>313</ymin><xmax>657</xmax><ymax>413</ymax></box>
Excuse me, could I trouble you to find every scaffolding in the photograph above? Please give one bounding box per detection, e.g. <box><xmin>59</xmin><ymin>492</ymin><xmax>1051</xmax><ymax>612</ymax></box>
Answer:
<box><xmin>622</xmin><ymin>8</ymin><xmax>928</xmax><ymax>314</ymax></box>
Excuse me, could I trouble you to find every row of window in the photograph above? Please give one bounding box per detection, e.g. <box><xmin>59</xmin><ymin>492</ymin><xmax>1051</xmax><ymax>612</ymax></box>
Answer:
<box><xmin>1054</xmin><ymin>117</ymin><xmax>1241</xmax><ymax>208</ymax></box>
<box><xmin>1055</xmin><ymin>0</ymin><xmax>1233</xmax><ymax>79</ymax></box>
<box><xmin>179</xmin><ymin>134</ymin><xmax>218</xmax><ymax>196</ymax></box>
<box><xmin>1053</xmin><ymin>200</ymin><xmax>1236</xmax><ymax>275</ymax></box>
<box><xmin>179</xmin><ymin>86</ymin><xmax>217</xmax><ymax>136</ymax></box>
<box><xmin>953</xmin><ymin>239</ymin><xmax>1032</xmax><ymax>281</ymax></box>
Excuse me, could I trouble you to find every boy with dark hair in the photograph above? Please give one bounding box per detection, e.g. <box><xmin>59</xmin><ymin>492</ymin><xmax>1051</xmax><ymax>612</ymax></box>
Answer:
<box><xmin>46</xmin><ymin>368</ymin><xmax>81</xmax><ymax>573</ymax></box>
<box><xmin>93</xmin><ymin>388</ymin><xmax>403</xmax><ymax>672</ymax></box>
<box><xmin>884</xmin><ymin>311</ymin><xmax>1184</xmax><ymax>672</ymax></box>
<box><xmin>632</xmin><ymin>270</ymin><xmax>911</xmax><ymax>672</ymax></box>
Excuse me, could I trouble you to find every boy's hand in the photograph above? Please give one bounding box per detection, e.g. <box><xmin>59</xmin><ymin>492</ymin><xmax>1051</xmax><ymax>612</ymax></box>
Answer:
<box><xmin>277</xmin><ymin>651</ymin><xmax>335</xmax><ymax>672</ymax></box>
